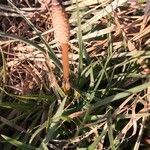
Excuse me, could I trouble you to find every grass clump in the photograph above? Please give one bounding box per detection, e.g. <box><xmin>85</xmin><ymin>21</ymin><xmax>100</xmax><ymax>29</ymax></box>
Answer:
<box><xmin>0</xmin><ymin>0</ymin><xmax>150</xmax><ymax>149</ymax></box>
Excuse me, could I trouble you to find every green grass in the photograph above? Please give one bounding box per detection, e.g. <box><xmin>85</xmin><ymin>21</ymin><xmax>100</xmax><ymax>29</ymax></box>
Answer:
<box><xmin>0</xmin><ymin>0</ymin><xmax>150</xmax><ymax>149</ymax></box>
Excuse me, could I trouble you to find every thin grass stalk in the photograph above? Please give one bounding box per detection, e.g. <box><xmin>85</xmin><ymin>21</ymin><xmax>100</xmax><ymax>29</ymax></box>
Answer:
<box><xmin>107</xmin><ymin>109</ymin><xmax>116</xmax><ymax>150</ymax></box>
<box><xmin>133</xmin><ymin>117</ymin><xmax>146</xmax><ymax>150</ymax></box>
<box><xmin>76</xmin><ymin>0</ymin><xmax>83</xmax><ymax>75</ymax></box>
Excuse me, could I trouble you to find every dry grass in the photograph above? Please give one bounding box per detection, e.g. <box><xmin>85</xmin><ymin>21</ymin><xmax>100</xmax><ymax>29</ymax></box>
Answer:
<box><xmin>0</xmin><ymin>0</ymin><xmax>150</xmax><ymax>149</ymax></box>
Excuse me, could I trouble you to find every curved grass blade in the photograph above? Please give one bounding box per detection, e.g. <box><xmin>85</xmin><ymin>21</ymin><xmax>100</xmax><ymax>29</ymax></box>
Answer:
<box><xmin>7</xmin><ymin>0</ymin><xmax>61</xmax><ymax>70</ymax></box>
<box><xmin>0</xmin><ymin>31</ymin><xmax>61</xmax><ymax>69</ymax></box>
<box><xmin>29</xmin><ymin>122</ymin><xmax>46</xmax><ymax>145</ymax></box>
<box><xmin>88</xmin><ymin>124</ymin><xmax>107</xmax><ymax>150</ymax></box>
<box><xmin>0</xmin><ymin>102</ymin><xmax>35</xmax><ymax>111</ymax></box>
<box><xmin>91</xmin><ymin>81</ymin><xmax>150</xmax><ymax>109</ymax></box>
<box><xmin>39</xmin><ymin>96</ymin><xmax>67</xmax><ymax>149</ymax></box>
<box><xmin>1</xmin><ymin>135</ymin><xmax>36</xmax><ymax>150</ymax></box>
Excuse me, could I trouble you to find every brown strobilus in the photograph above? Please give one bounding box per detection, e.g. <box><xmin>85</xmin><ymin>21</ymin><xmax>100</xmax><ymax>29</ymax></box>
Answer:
<box><xmin>51</xmin><ymin>0</ymin><xmax>71</xmax><ymax>93</ymax></box>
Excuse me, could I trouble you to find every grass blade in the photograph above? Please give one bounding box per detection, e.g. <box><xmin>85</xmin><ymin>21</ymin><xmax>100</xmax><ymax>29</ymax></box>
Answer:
<box><xmin>7</xmin><ymin>0</ymin><xmax>61</xmax><ymax>69</ymax></box>
<box><xmin>91</xmin><ymin>81</ymin><xmax>150</xmax><ymax>109</ymax></box>
<box><xmin>76</xmin><ymin>0</ymin><xmax>84</xmax><ymax>75</ymax></box>
<box><xmin>1</xmin><ymin>135</ymin><xmax>36</xmax><ymax>150</ymax></box>
<box><xmin>40</xmin><ymin>96</ymin><xmax>67</xmax><ymax>148</ymax></box>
